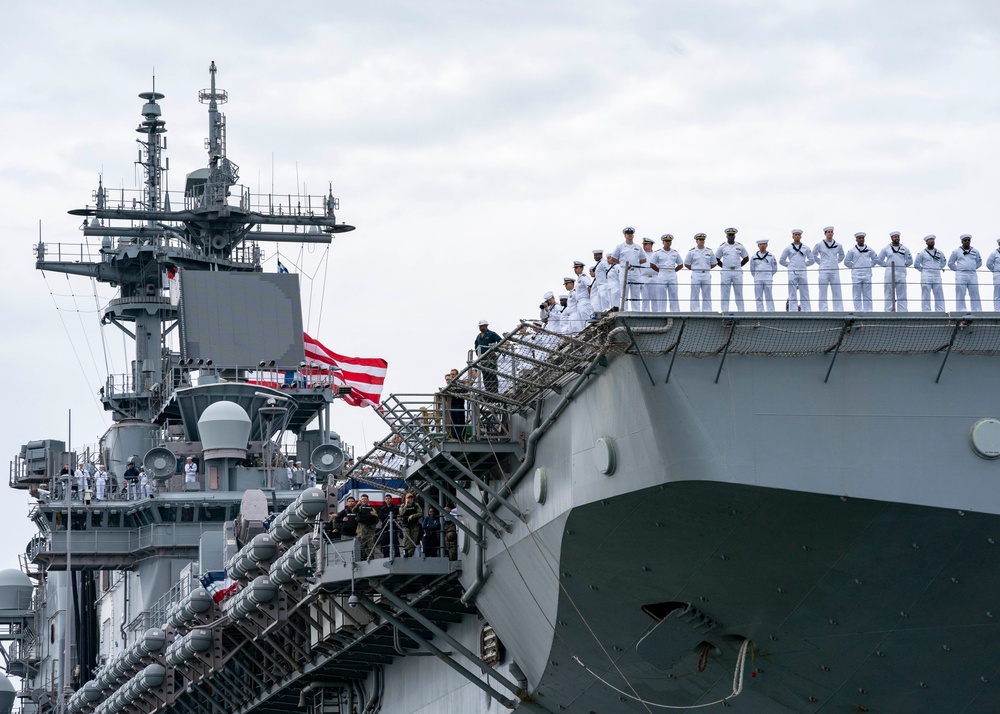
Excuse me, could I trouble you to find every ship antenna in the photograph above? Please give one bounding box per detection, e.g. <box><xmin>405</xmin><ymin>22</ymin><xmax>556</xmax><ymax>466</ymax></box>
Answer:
<box><xmin>199</xmin><ymin>61</ymin><xmax>239</xmax><ymax>207</ymax></box>
<box><xmin>136</xmin><ymin>76</ymin><xmax>167</xmax><ymax>217</ymax></box>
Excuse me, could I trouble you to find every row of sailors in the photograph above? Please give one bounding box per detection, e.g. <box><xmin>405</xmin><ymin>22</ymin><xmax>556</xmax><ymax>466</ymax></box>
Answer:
<box><xmin>542</xmin><ymin>228</ymin><xmax>1000</xmax><ymax>324</ymax></box>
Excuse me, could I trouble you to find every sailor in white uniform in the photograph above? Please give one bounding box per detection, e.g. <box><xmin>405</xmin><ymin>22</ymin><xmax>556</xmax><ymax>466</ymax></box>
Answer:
<box><xmin>844</xmin><ymin>232</ymin><xmax>877</xmax><ymax>311</ymax></box>
<box><xmin>812</xmin><ymin>226</ymin><xmax>845</xmax><ymax>311</ymax></box>
<box><xmin>779</xmin><ymin>229</ymin><xmax>814</xmax><ymax>311</ymax></box>
<box><xmin>948</xmin><ymin>234</ymin><xmax>982</xmax><ymax>312</ymax></box>
<box><xmin>591</xmin><ymin>249</ymin><xmax>609</xmax><ymax>313</ymax></box>
<box><xmin>715</xmin><ymin>227</ymin><xmax>749</xmax><ymax>312</ymax></box>
<box><xmin>140</xmin><ymin>467</ymin><xmax>151</xmax><ymax>498</ymax></box>
<box><xmin>547</xmin><ymin>294</ymin><xmax>565</xmax><ymax>333</ymax></box>
<box><xmin>605</xmin><ymin>257</ymin><xmax>622</xmax><ymax>311</ymax></box>
<box><xmin>74</xmin><ymin>462</ymin><xmax>88</xmax><ymax>500</ymax></box>
<box><xmin>638</xmin><ymin>238</ymin><xmax>659</xmax><ymax>311</ymax></box>
<box><xmin>684</xmin><ymin>233</ymin><xmax>716</xmax><ymax>311</ymax></box>
<box><xmin>877</xmin><ymin>231</ymin><xmax>912</xmax><ymax>312</ymax></box>
<box><xmin>184</xmin><ymin>456</ymin><xmax>198</xmax><ymax>486</ymax></box>
<box><xmin>913</xmin><ymin>235</ymin><xmax>947</xmax><ymax>312</ymax></box>
<box><xmin>562</xmin><ymin>278</ymin><xmax>580</xmax><ymax>331</ymax></box>
<box><xmin>94</xmin><ymin>466</ymin><xmax>106</xmax><ymax>500</ymax></box>
<box><xmin>986</xmin><ymin>238</ymin><xmax>1000</xmax><ymax>311</ymax></box>
<box><xmin>555</xmin><ymin>294</ymin><xmax>572</xmax><ymax>334</ymax></box>
<box><xmin>750</xmin><ymin>239</ymin><xmax>778</xmax><ymax>311</ymax></box>
<box><xmin>610</xmin><ymin>227</ymin><xmax>646</xmax><ymax>311</ymax></box>
<box><xmin>655</xmin><ymin>235</ymin><xmax>683</xmax><ymax>312</ymax></box>
<box><xmin>572</xmin><ymin>261</ymin><xmax>594</xmax><ymax>324</ymax></box>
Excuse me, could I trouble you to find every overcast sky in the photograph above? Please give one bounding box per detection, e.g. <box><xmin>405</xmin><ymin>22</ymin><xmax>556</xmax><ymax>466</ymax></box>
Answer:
<box><xmin>1</xmin><ymin>1</ymin><xmax>999</xmax><ymax>572</ymax></box>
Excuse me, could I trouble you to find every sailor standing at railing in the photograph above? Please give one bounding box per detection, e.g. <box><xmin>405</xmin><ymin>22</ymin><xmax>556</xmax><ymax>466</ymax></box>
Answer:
<box><xmin>685</xmin><ymin>233</ymin><xmax>716</xmax><ymax>311</ymax></box>
<box><xmin>750</xmin><ymin>239</ymin><xmax>778</xmax><ymax>311</ymax></box>
<box><xmin>573</xmin><ymin>261</ymin><xmax>594</xmax><ymax>324</ymax></box>
<box><xmin>986</xmin><ymin>238</ymin><xmax>1000</xmax><ymax>311</ymax></box>
<box><xmin>74</xmin><ymin>462</ymin><xmax>88</xmax><ymax>501</ymax></box>
<box><xmin>655</xmin><ymin>235</ymin><xmax>683</xmax><ymax>312</ymax></box>
<box><xmin>591</xmin><ymin>250</ymin><xmax>609</xmax><ymax>313</ymax></box>
<box><xmin>813</xmin><ymin>226</ymin><xmax>845</xmax><ymax>311</ymax></box>
<box><xmin>844</xmin><ymin>232</ymin><xmax>877</xmax><ymax>311</ymax></box>
<box><xmin>914</xmin><ymin>235</ymin><xmax>947</xmax><ymax>312</ymax></box>
<box><xmin>639</xmin><ymin>238</ymin><xmax>659</xmax><ymax>311</ymax></box>
<box><xmin>606</xmin><ymin>255</ymin><xmax>622</xmax><ymax>311</ymax></box>
<box><xmin>562</xmin><ymin>278</ymin><xmax>580</xmax><ymax>331</ymax></box>
<box><xmin>877</xmin><ymin>231</ymin><xmax>913</xmax><ymax>312</ymax></box>
<box><xmin>610</xmin><ymin>227</ymin><xmax>646</xmax><ymax>310</ymax></box>
<box><xmin>780</xmin><ymin>229</ymin><xmax>814</xmax><ymax>311</ymax></box>
<box><xmin>948</xmin><ymin>234</ymin><xmax>983</xmax><ymax>312</ymax></box>
<box><xmin>715</xmin><ymin>227</ymin><xmax>749</xmax><ymax>312</ymax></box>
<box><xmin>140</xmin><ymin>466</ymin><xmax>151</xmax><ymax>498</ymax></box>
<box><xmin>94</xmin><ymin>465</ymin><xmax>106</xmax><ymax>500</ymax></box>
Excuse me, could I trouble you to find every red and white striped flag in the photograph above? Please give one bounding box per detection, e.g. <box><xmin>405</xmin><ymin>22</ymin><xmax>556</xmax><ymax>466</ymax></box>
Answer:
<box><xmin>304</xmin><ymin>333</ymin><xmax>388</xmax><ymax>407</ymax></box>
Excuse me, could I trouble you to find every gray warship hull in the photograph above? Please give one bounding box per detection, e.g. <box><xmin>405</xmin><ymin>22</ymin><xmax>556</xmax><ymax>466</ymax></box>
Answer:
<box><xmin>379</xmin><ymin>313</ymin><xmax>1000</xmax><ymax>713</ymax></box>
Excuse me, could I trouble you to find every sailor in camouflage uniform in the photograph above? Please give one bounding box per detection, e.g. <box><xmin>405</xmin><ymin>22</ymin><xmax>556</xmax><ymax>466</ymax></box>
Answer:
<box><xmin>397</xmin><ymin>492</ymin><xmax>422</xmax><ymax>557</ymax></box>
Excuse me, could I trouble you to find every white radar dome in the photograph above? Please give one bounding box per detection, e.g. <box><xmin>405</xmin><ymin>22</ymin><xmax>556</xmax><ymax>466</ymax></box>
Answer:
<box><xmin>0</xmin><ymin>569</ymin><xmax>32</xmax><ymax>611</ymax></box>
<box><xmin>198</xmin><ymin>401</ymin><xmax>252</xmax><ymax>451</ymax></box>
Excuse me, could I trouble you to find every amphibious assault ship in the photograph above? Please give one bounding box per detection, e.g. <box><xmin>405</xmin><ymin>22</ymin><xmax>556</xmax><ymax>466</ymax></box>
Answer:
<box><xmin>5</xmin><ymin>65</ymin><xmax>1000</xmax><ymax>714</ymax></box>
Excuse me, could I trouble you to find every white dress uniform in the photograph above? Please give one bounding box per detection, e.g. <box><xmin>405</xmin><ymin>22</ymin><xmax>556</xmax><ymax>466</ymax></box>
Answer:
<box><xmin>606</xmin><ymin>264</ymin><xmax>622</xmax><ymax>310</ymax></box>
<box><xmin>986</xmin><ymin>244</ymin><xmax>1000</xmax><ymax>311</ymax></box>
<box><xmin>75</xmin><ymin>466</ymin><xmax>88</xmax><ymax>500</ymax></box>
<box><xmin>639</xmin><ymin>246</ymin><xmax>659</xmax><ymax>311</ymax></box>
<box><xmin>913</xmin><ymin>238</ymin><xmax>947</xmax><ymax>312</ymax></box>
<box><xmin>812</xmin><ymin>239</ymin><xmax>845</xmax><ymax>311</ymax></box>
<box><xmin>564</xmin><ymin>283</ymin><xmax>580</xmax><ymax>331</ymax></box>
<box><xmin>140</xmin><ymin>468</ymin><xmax>151</xmax><ymax>498</ymax></box>
<box><xmin>653</xmin><ymin>246</ymin><xmax>683</xmax><ymax>312</ymax></box>
<box><xmin>574</xmin><ymin>272</ymin><xmax>594</xmax><ymax>324</ymax></box>
<box><xmin>715</xmin><ymin>239</ymin><xmax>749</xmax><ymax>311</ymax></box>
<box><xmin>779</xmin><ymin>241</ymin><xmax>814</xmax><ymax>311</ymax></box>
<box><xmin>547</xmin><ymin>300</ymin><xmax>565</xmax><ymax>333</ymax></box>
<box><xmin>948</xmin><ymin>238</ymin><xmax>983</xmax><ymax>312</ymax></box>
<box><xmin>750</xmin><ymin>247</ymin><xmax>778</xmax><ymax>311</ymax></box>
<box><xmin>592</xmin><ymin>256</ymin><xmax>610</xmax><ymax>313</ymax></box>
<box><xmin>184</xmin><ymin>460</ymin><xmax>198</xmax><ymax>484</ymax></box>
<box><xmin>685</xmin><ymin>243</ymin><xmax>716</xmax><ymax>312</ymax></box>
<box><xmin>611</xmin><ymin>240</ymin><xmax>645</xmax><ymax>310</ymax></box>
<box><xmin>844</xmin><ymin>237</ymin><xmax>877</xmax><ymax>311</ymax></box>
<box><xmin>94</xmin><ymin>470</ymin><xmax>106</xmax><ymax>500</ymax></box>
<box><xmin>877</xmin><ymin>238</ymin><xmax>913</xmax><ymax>312</ymax></box>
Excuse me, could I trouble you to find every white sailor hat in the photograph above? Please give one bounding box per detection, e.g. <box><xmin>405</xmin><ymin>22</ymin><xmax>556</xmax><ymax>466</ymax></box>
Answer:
<box><xmin>623</xmin><ymin>226</ymin><xmax>635</xmax><ymax>234</ymax></box>
<box><xmin>725</xmin><ymin>227</ymin><xmax>737</xmax><ymax>234</ymax></box>
<box><xmin>573</xmin><ymin>260</ymin><xmax>585</xmax><ymax>267</ymax></box>
<box><xmin>960</xmin><ymin>233</ymin><xmax>972</xmax><ymax>240</ymax></box>
<box><xmin>756</xmin><ymin>238</ymin><xmax>769</xmax><ymax>245</ymax></box>
<box><xmin>924</xmin><ymin>234</ymin><xmax>936</xmax><ymax>242</ymax></box>
<box><xmin>543</xmin><ymin>291</ymin><xmax>554</xmax><ymax>300</ymax></box>
<box><xmin>642</xmin><ymin>237</ymin><xmax>654</xmax><ymax>244</ymax></box>
<box><xmin>478</xmin><ymin>319</ymin><xmax>489</xmax><ymax>326</ymax></box>
<box><xmin>792</xmin><ymin>228</ymin><xmax>803</xmax><ymax>235</ymax></box>
<box><xmin>563</xmin><ymin>276</ymin><xmax>575</xmax><ymax>283</ymax></box>
<box><xmin>694</xmin><ymin>232</ymin><xmax>707</xmax><ymax>239</ymax></box>
<box><xmin>854</xmin><ymin>232</ymin><xmax>866</xmax><ymax>238</ymax></box>
<box><xmin>822</xmin><ymin>226</ymin><xmax>834</xmax><ymax>232</ymax></box>
<box><xmin>593</xmin><ymin>248</ymin><xmax>603</xmax><ymax>254</ymax></box>
<box><xmin>661</xmin><ymin>234</ymin><xmax>674</xmax><ymax>241</ymax></box>
<box><xmin>559</xmin><ymin>294</ymin><xmax>569</xmax><ymax>300</ymax></box>
<box><xmin>186</xmin><ymin>456</ymin><xmax>193</xmax><ymax>460</ymax></box>
<box><xmin>889</xmin><ymin>231</ymin><xmax>900</xmax><ymax>237</ymax></box>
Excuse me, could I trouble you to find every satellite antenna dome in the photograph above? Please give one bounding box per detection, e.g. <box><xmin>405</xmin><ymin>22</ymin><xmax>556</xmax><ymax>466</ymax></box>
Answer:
<box><xmin>198</xmin><ymin>401</ymin><xmax>251</xmax><ymax>452</ymax></box>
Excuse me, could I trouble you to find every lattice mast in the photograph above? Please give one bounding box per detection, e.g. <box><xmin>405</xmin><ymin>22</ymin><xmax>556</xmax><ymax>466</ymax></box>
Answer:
<box><xmin>34</xmin><ymin>63</ymin><xmax>354</xmax><ymax>424</ymax></box>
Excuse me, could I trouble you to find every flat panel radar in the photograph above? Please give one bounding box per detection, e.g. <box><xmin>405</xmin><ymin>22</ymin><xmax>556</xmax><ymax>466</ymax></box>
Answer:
<box><xmin>179</xmin><ymin>272</ymin><xmax>304</xmax><ymax>368</ymax></box>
